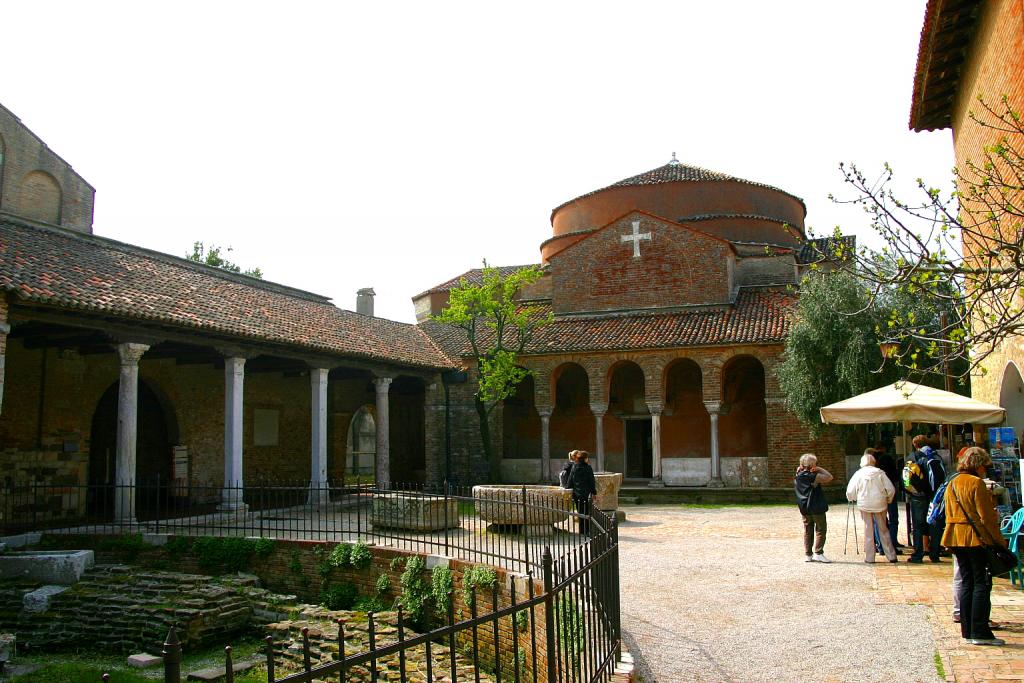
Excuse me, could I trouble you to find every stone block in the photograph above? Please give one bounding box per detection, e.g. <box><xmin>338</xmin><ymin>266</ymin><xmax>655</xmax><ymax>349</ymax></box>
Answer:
<box><xmin>127</xmin><ymin>653</ymin><xmax>162</xmax><ymax>668</ymax></box>
<box><xmin>661</xmin><ymin>457</ymin><xmax>769</xmax><ymax>487</ymax></box>
<box><xmin>0</xmin><ymin>633</ymin><xmax>14</xmax><ymax>662</ymax></box>
<box><xmin>473</xmin><ymin>485</ymin><xmax>572</xmax><ymax>532</ymax></box>
<box><xmin>22</xmin><ymin>585</ymin><xmax>68</xmax><ymax>614</ymax></box>
<box><xmin>0</xmin><ymin>550</ymin><xmax>94</xmax><ymax>584</ymax></box>
<box><xmin>593</xmin><ymin>472</ymin><xmax>622</xmax><ymax>511</ymax></box>
<box><xmin>370</xmin><ymin>493</ymin><xmax>460</xmax><ymax>531</ymax></box>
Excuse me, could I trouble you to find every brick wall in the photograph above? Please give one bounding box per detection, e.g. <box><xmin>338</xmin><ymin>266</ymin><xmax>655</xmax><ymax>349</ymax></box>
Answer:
<box><xmin>0</xmin><ymin>105</ymin><xmax>95</xmax><ymax>233</ymax></box>
<box><xmin>549</xmin><ymin>213</ymin><xmax>734</xmax><ymax>316</ymax></box>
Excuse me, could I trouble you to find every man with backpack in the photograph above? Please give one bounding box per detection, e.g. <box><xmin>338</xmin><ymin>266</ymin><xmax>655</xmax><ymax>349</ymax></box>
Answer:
<box><xmin>904</xmin><ymin>434</ymin><xmax>946</xmax><ymax>563</ymax></box>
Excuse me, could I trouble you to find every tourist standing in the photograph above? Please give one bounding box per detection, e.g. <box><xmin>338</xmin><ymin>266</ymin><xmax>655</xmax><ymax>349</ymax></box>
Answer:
<box><xmin>559</xmin><ymin>450</ymin><xmax>579</xmax><ymax>488</ymax></box>
<box><xmin>872</xmin><ymin>443</ymin><xmax>901</xmax><ymax>551</ymax></box>
<box><xmin>794</xmin><ymin>453</ymin><xmax>833</xmax><ymax>563</ymax></box>
<box><xmin>568</xmin><ymin>450</ymin><xmax>597</xmax><ymax>536</ymax></box>
<box><xmin>942</xmin><ymin>447</ymin><xmax>1008</xmax><ymax>646</ymax></box>
<box><xmin>846</xmin><ymin>450</ymin><xmax>898</xmax><ymax>563</ymax></box>
<box><xmin>905</xmin><ymin>435</ymin><xmax>937</xmax><ymax>563</ymax></box>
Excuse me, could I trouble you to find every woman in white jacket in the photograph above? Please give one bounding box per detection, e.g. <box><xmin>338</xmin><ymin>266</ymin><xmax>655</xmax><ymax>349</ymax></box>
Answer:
<box><xmin>847</xmin><ymin>450</ymin><xmax>898</xmax><ymax>563</ymax></box>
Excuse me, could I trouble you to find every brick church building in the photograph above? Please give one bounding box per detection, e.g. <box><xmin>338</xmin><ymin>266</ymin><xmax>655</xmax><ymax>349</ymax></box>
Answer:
<box><xmin>0</xmin><ymin>102</ymin><xmax>843</xmax><ymax>523</ymax></box>
<box><xmin>418</xmin><ymin>156</ymin><xmax>843</xmax><ymax>488</ymax></box>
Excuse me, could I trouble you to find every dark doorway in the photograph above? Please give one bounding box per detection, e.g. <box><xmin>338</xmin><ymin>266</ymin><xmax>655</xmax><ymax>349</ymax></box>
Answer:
<box><xmin>625</xmin><ymin>419</ymin><xmax>653</xmax><ymax>478</ymax></box>
<box><xmin>88</xmin><ymin>380</ymin><xmax>174</xmax><ymax>517</ymax></box>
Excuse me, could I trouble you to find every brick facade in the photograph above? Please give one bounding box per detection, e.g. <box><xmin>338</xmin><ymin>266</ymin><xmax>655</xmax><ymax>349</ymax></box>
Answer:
<box><xmin>0</xmin><ymin>104</ymin><xmax>95</xmax><ymax>233</ymax></box>
<box><xmin>911</xmin><ymin>0</ymin><xmax>1024</xmax><ymax>433</ymax></box>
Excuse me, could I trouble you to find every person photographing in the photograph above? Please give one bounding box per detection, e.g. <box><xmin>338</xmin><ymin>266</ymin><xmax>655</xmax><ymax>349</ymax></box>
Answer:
<box><xmin>568</xmin><ymin>450</ymin><xmax>597</xmax><ymax>536</ymax></box>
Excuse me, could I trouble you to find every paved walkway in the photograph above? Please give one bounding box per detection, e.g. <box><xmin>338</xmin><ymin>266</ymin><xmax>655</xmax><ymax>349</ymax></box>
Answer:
<box><xmin>617</xmin><ymin>504</ymin><xmax>1022</xmax><ymax>683</ymax></box>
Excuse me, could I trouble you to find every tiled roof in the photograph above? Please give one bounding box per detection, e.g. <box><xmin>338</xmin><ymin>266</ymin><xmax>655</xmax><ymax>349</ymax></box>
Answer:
<box><xmin>419</xmin><ymin>288</ymin><xmax>795</xmax><ymax>357</ymax></box>
<box><xmin>909</xmin><ymin>0</ymin><xmax>982</xmax><ymax>132</ymax></box>
<box><xmin>797</xmin><ymin>236</ymin><xmax>857</xmax><ymax>264</ymax></box>
<box><xmin>0</xmin><ymin>217</ymin><xmax>454</xmax><ymax>369</ymax></box>
<box><xmin>551</xmin><ymin>158</ymin><xmax>805</xmax><ymax>214</ymax></box>
<box><xmin>415</xmin><ymin>264</ymin><xmax>541</xmax><ymax>298</ymax></box>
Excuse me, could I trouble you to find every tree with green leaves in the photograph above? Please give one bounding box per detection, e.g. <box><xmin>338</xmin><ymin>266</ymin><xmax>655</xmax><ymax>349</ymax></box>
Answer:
<box><xmin>186</xmin><ymin>241</ymin><xmax>263</xmax><ymax>279</ymax></box>
<box><xmin>820</xmin><ymin>95</ymin><xmax>1023</xmax><ymax>381</ymax></box>
<box><xmin>433</xmin><ymin>262</ymin><xmax>551</xmax><ymax>482</ymax></box>
<box><xmin>777</xmin><ymin>270</ymin><xmax>895</xmax><ymax>435</ymax></box>
<box><xmin>778</xmin><ymin>265</ymin><xmax>967</xmax><ymax>435</ymax></box>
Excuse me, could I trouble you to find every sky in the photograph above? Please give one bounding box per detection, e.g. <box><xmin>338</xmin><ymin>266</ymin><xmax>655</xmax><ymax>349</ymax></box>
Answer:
<box><xmin>1</xmin><ymin>1</ymin><xmax>954</xmax><ymax>324</ymax></box>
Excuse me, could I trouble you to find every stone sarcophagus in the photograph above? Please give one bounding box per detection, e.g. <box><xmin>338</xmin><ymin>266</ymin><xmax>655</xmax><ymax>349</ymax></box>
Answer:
<box><xmin>369</xmin><ymin>492</ymin><xmax>460</xmax><ymax>531</ymax></box>
<box><xmin>472</xmin><ymin>485</ymin><xmax>573</xmax><ymax>536</ymax></box>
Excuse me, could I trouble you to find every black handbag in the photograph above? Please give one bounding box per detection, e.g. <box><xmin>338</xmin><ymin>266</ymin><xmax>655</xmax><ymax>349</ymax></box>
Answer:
<box><xmin>948</xmin><ymin>480</ymin><xmax>1019</xmax><ymax>577</ymax></box>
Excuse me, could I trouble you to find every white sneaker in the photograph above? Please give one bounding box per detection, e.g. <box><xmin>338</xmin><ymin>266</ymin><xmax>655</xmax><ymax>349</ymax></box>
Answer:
<box><xmin>805</xmin><ymin>555</ymin><xmax>814</xmax><ymax>562</ymax></box>
<box><xmin>812</xmin><ymin>553</ymin><xmax>831</xmax><ymax>563</ymax></box>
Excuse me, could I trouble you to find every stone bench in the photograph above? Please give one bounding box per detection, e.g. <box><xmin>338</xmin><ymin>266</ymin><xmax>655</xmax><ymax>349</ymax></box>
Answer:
<box><xmin>370</xmin><ymin>493</ymin><xmax>460</xmax><ymax>531</ymax></box>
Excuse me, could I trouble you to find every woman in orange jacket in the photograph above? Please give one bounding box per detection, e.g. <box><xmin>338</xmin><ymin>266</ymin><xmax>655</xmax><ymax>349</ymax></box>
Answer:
<box><xmin>942</xmin><ymin>447</ymin><xmax>1009</xmax><ymax>646</ymax></box>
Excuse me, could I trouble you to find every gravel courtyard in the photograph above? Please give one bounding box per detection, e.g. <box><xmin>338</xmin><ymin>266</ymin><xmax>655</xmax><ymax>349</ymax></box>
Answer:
<box><xmin>617</xmin><ymin>504</ymin><xmax>942</xmax><ymax>683</ymax></box>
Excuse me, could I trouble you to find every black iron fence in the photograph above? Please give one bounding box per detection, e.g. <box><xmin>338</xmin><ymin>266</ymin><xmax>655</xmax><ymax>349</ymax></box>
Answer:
<box><xmin>0</xmin><ymin>479</ymin><xmax>597</xmax><ymax>574</ymax></box>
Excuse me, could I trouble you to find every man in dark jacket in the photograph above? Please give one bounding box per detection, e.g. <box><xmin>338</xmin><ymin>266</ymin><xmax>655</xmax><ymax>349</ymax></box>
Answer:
<box><xmin>906</xmin><ymin>434</ymin><xmax>942</xmax><ymax>563</ymax></box>
<box><xmin>794</xmin><ymin>452</ymin><xmax>834</xmax><ymax>562</ymax></box>
<box><xmin>568</xmin><ymin>450</ymin><xmax>597</xmax><ymax>535</ymax></box>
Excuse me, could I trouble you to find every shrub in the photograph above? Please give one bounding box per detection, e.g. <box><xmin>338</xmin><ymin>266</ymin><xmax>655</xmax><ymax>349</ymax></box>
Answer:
<box><xmin>350</xmin><ymin>541</ymin><xmax>372</xmax><ymax>569</ymax></box>
<box><xmin>375</xmin><ymin>573</ymin><xmax>392</xmax><ymax>596</ymax></box>
<box><xmin>461</xmin><ymin>565</ymin><xmax>497</xmax><ymax>606</ymax></box>
<box><xmin>354</xmin><ymin>595</ymin><xmax>387</xmax><ymax>612</ymax></box>
<box><xmin>321</xmin><ymin>582</ymin><xmax>358</xmax><ymax>610</ymax></box>
<box><xmin>431</xmin><ymin>565</ymin><xmax>454</xmax><ymax>618</ymax></box>
<box><xmin>398</xmin><ymin>556</ymin><xmax>429</xmax><ymax>627</ymax></box>
<box><xmin>328</xmin><ymin>543</ymin><xmax>352</xmax><ymax>568</ymax></box>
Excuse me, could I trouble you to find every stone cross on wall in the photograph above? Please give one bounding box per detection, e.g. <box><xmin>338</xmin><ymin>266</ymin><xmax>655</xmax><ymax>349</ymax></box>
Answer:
<box><xmin>621</xmin><ymin>220</ymin><xmax>652</xmax><ymax>258</ymax></box>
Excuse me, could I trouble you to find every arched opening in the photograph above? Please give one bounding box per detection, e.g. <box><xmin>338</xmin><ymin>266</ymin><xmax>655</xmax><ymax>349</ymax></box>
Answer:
<box><xmin>502</xmin><ymin>373</ymin><xmax>540</xmax><ymax>458</ymax></box>
<box><xmin>87</xmin><ymin>379</ymin><xmax>175</xmax><ymax>517</ymax></box>
<box><xmin>608</xmin><ymin>361</ymin><xmax>649</xmax><ymax>478</ymax></box>
<box><xmin>550</xmin><ymin>363</ymin><xmax>594</xmax><ymax>476</ymax></box>
<box><xmin>389</xmin><ymin>376</ymin><xmax>426</xmax><ymax>485</ymax></box>
<box><xmin>662</xmin><ymin>358</ymin><xmax>710</xmax><ymax>458</ymax></box>
<box><xmin>18</xmin><ymin>170</ymin><xmax>62</xmax><ymax>224</ymax></box>
<box><xmin>999</xmin><ymin>362</ymin><xmax>1024</xmax><ymax>437</ymax></box>
<box><xmin>719</xmin><ymin>355</ymin><xmax>767</xmax><ymax>457</ymax></box>
<box><xmin>346</xmin><ymin>405</ymin><xmax>377</xmax><ymax>480</ymax></box>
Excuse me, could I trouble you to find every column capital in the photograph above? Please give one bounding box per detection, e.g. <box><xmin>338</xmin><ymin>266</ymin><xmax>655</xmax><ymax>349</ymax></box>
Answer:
<box><xmin>374</xmin><ymin>376</ymin><xmax>394</xmax><ymax>393</ymax></box>
<box><xmin>0</xmin><ymin>323</ymin><xmax>10</xmax><ymax>335</ymax></box>
<box><xmin>646</xmin><ymin>401</ymin><xmax>664</xmax><ymax>416</ymax></box>
<box><xmin>215</xmin><ymin>345</ymin><xmax>258</xmax><ymax>360</ymax></box>
<box><xmin>589</xmin><ymin>402</ymin><xmax>607</xmax><ymax>416</ymax></box>
<box><xmin>116</xmin><ymin>342</ymin><xmax>149</xmax><ymax>366</ymax></box>
<box><xmin>703</xmin><ymin>400</ymin><xmax>722</xmax><ymax>415</ymax></box>
<box><xmin>537</xmin><ymin>405</ymin><xmax>553</xmax><ymax>419</ymax></box>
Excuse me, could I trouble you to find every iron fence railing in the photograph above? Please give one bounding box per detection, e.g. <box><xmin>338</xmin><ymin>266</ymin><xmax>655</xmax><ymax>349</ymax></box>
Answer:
<box><xmin>0</xmin><ymin>479</ymin><xmax>595</xmax><ymax>574</ymax></box>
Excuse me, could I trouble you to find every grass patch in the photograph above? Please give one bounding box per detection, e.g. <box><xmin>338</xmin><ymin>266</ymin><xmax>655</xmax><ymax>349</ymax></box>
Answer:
<box><xmin>934</xmin><ymin>651</ymin><xmax>945</xmax><ymax>678</ymax></box>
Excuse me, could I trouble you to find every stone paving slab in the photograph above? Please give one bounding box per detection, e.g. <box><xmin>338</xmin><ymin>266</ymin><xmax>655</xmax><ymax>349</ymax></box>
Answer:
<box><xmin>873</xmin><ymin>557</ymin><xmax>1024</xmax><ymax>683</ymax></box>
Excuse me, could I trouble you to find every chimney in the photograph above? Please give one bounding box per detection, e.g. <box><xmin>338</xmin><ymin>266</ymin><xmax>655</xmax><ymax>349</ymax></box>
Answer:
<box><xmin>356</xmin><ymin>288</ymin><xmax>375</xmax><ymax>316</ymax></box>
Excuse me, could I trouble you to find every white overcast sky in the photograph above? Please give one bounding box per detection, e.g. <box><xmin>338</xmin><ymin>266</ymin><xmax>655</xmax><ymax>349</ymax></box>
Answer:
<box><xmin>2</xmin><ymin>1</ymin><xmax>953</xmax><ymax>324</ymax></box>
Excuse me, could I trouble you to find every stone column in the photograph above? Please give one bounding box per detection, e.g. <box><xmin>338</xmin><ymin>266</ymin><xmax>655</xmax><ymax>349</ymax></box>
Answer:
<box><xmin>114</xmin><ymin>343</ymin><xmax>149</xmax><ymax>522</ymax></box>
<box><xmin>0</xmin><ymin>321</ymin><xmax>9</xmax><ymax>415</ymax></box>
<box><xmin>221</xmin><ymin>356</ymin><xmax>247</xmax><ymax>511</ymax></box>
<box><xmin>648</xmin><ymin>403</ymin><xmax>665</xmax><ymax>487</ymax></box>
<box><xmin>538</xmin><ymin>406</ymin><xmax>552</xmax><ymax>482</ymax></box>
<box><xmin>309</xmin><ymin>368</ymin><xmax>329</xmax><ymax>505</ymax></box>
<box><xmin>374</xmin><ymin>376</ymin><xmax>393</xmax><ymax>489</ymax></box>
<box><xmin>589</xmin><ymin>403</ymin><xmax>607</xmax><ymax>473</ymax></box>
<box><xmin>705</xmin><ymin>401</ymin><xmax>724</xmax><ymax>487</ymax></box>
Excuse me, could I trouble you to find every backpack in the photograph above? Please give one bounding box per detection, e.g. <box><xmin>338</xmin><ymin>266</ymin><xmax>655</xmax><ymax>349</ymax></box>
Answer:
<box><xmin>926</xmin><ymin>474</ymin><xmax>958</xmax><ymax>526</ymax></box>
<box><xmin>559</xmin><ymin>463</ymin><xmax>574</xmax><ymax>489</ymax></box>
<box><xmin>902</xmin><ymin>455</ymin><xmax>927</xmax><ymax>496</ymax></box>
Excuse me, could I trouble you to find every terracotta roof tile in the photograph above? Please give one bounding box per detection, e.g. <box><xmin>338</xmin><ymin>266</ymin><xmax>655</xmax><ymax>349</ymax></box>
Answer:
<box><xmin>551</xmin><ymin>158</ymin><xmax>805</xmax><ymax>215</ymax></box>
<box><xmin>0</xmin><ymin>217</ymin><xmax>453</xmax><ymax>369</ymax></box>
<box><xmin>419</xmin><ymin>288</ymin><xmax>795</xmax><ymax>356</ymax></box>
<box><xmin>415</xmin><ymin>264</ymin><xmax>540</xmax><ymax>298</ymax></box>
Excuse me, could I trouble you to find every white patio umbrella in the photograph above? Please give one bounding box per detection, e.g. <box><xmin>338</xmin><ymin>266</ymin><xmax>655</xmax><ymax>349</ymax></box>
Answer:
<box><xmin>820</xmin><ymin>381</ymin><xmax>1005</xmax><ymax>425</ymax></box>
